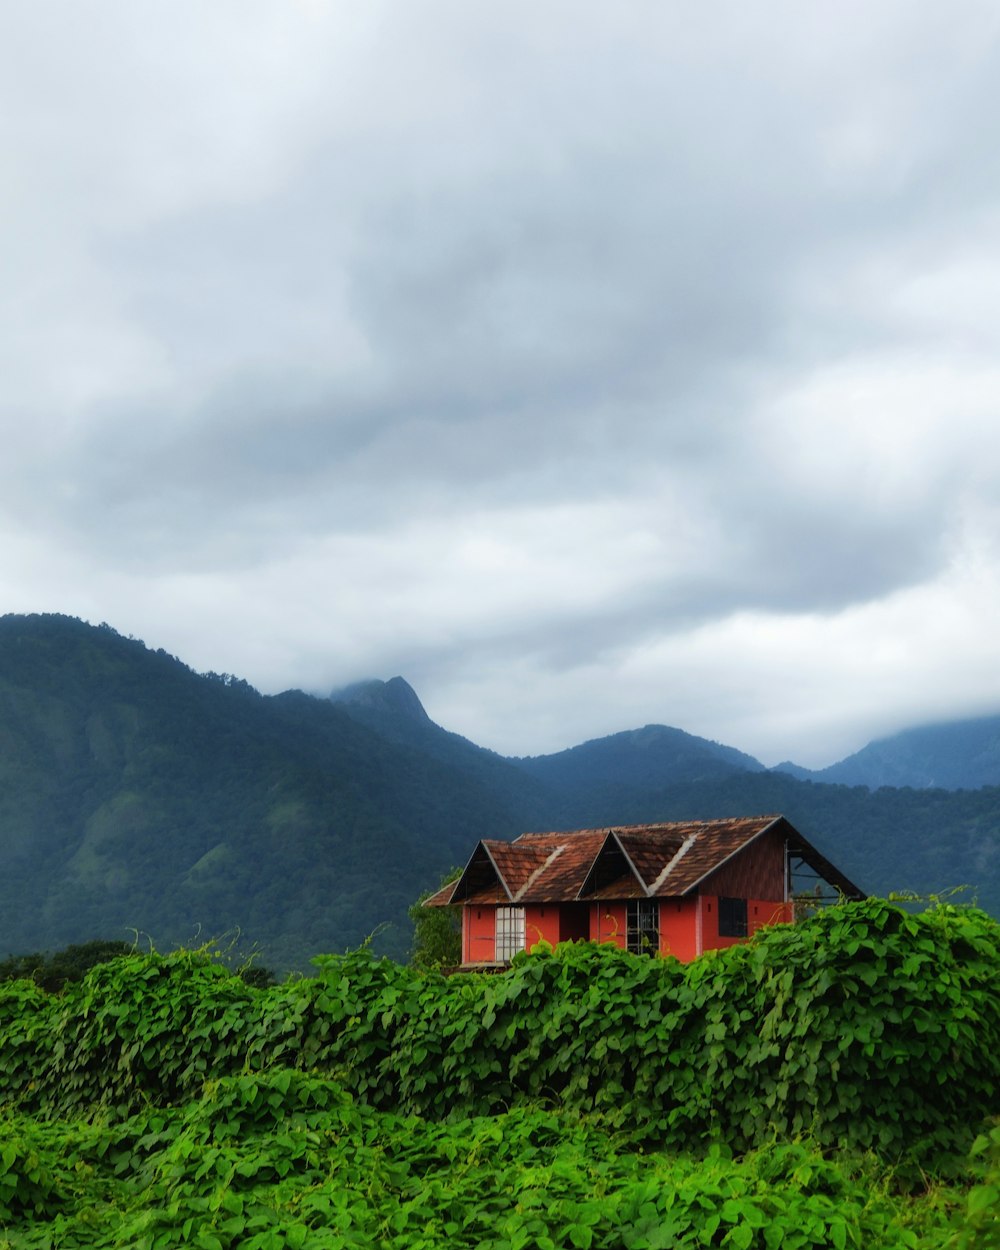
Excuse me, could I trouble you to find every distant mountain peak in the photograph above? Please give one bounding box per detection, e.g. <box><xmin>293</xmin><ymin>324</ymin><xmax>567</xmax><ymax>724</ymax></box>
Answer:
<box><xmin>772</xmin><ymin>711</ymin><xmax>1000</xmax><ymax>791</ymax></box>
<box><xmin>330</xmin><ymin>676</ymin><xmax>431</xmax><ymax>724</ymax></box>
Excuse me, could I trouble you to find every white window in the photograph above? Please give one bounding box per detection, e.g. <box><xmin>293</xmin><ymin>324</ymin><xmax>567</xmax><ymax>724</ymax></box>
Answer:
<box><xmin>495</xmin><ymin>905</ymin><xmax>525</xmax><ymax>961</ymax></box>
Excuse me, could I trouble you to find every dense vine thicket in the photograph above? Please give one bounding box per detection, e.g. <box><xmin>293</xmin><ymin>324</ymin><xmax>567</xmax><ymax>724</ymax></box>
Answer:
<box><xmin>0</xmin><ymin>899</ymin><xmax>996</xmax><ymax>1162</ymax></box>
<box><xmin>4</xmin><ymin>1085</ymin><xmax>998</xmax><ymax>1249</ymax></box>
<box><xmin>0</xmin><ymin>899</ymin><xmax>997</xmax><ymax>1247</ymax></box>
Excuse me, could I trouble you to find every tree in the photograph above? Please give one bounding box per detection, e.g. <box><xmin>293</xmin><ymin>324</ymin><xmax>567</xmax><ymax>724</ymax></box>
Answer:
<box><xmin>408</xmin><ymin>869</ymin><xmax>462</xmax><ymax>971</ymax></box>
<box><xmin>0</xmin><ymin>939</ymin><xmax>134</xmax><ymax>992</ymax></box>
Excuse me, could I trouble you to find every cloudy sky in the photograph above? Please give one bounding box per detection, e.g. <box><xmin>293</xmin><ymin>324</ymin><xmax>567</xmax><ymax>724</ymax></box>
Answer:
<box><xmin>4</xmin><ymin>2</ymin><xmax>1000</xmax><ymax>767</ymax></box>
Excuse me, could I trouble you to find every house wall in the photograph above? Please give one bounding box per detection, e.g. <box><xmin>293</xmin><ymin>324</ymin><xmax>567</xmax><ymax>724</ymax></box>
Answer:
<box><xmin>463</xmin><ymin>905</ymin><xmax>497</xmax><ymax>963</ymax></box>
<box><xmin>525</xmin><ymin>904</ymin><xmax>561</xmax><ymax>952</ymax></box>
<box><xmin>589</xmin><ymin>901</ymin><xmax>627</xmax><ymax>949</ymax></box>
<box><xmin>461</xmin><ymin>889</ymin><xmax>794</xmax><ymax>964</ymax></box>
<box><xmin>749</xmin><ymin>900</ymin><xmax>794</xmax><ymax>934</ymax></box>
<box><xmin>690</xmin><ymin>827</ymin><xmax>792</xmax><ymax>953</ymax></box>
<box><xmin>658</xmin><ymin>897</ymin><xmax>700</xmax><ymax>962</ymax></box>
<box><xmin>462</xmin><ymin>903</ymin><xmax>565</xmax><ymax>961</ymax></box>
<box><xmin>699</xmin><ymin>895</ymin><xmax>793</xmax><ymax>953</ymax></box>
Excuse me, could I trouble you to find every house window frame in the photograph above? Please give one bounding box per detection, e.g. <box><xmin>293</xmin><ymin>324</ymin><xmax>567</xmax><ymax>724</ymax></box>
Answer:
<box><xmin>626</xmin><ymin>899</ymin><xmax>660</xmax><ymax>956</ymax></box>
<box><xmin>718</xmin><ymin>896</ymin><xmax>748</xmax><ymax>938</ymax></box>
<box><xmin>495</xmin><ymin>905</ymin><xmax>525</xmax><ymax>961</ymax></box>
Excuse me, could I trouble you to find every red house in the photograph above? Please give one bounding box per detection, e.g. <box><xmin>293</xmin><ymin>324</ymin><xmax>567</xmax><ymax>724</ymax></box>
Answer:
<box><xmin>425</xmin><ymin>814</ymin><xmax>863</xmax><ymax>965</ymax></box>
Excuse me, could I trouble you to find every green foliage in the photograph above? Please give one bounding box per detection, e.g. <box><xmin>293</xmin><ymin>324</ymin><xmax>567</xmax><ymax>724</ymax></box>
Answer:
<box><xmin>0</xmin><ymin>900</ymin><xmax>996</xmax><ymax>1165</ymax></box>
<box><xmin>0</xmin><ymin>1077</ymin><xmax>981</xmax><ymax>1249</ymax></box>
<box><xmin>407</xmin><ymin>868</ymin><xmax>462</xmax><ymax>971</ymax></box>
<box><xmin>0</xmin><ymin>899</ymin><xmax>995</xmax><ymax>1247</ymax></box>
<box><xmin>948</xmin><ymin>1121</ymin><xmax>1000</xmax><ymax>1249</ymax></box>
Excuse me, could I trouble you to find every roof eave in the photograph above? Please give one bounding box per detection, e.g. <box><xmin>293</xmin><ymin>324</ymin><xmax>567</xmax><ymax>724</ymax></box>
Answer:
<box><xmin>786</xmin><ymin>833</ymin><xmax>866</xmax><ymax>899</ymax></box>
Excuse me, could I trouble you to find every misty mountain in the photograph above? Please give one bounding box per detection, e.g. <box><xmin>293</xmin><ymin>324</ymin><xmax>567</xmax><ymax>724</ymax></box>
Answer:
<box><xmin>330</xmin><ymin>685</ymin><xmax>765</xmax><ymax>823</ymax></box>
<box><xmin>775</xmin><ymin>714</ymin><xmax>1000</xmax><ymax>791</ymax></box>
<box><xmin>1</xmin><ymin>613</ymin><xmax>998</xmax><ymax>972</ymax></box>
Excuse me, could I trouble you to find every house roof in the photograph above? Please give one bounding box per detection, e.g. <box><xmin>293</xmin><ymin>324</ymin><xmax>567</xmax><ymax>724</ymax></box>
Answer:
<box><xmin>428</xmin><ymin>815</ymin><xmax>865</xmax><ymax>906</ymax></box>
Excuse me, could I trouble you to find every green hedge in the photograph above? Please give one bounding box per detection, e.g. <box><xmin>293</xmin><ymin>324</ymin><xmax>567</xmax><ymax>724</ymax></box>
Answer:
<box><xmin>1</xmin><ymin>898</ymin><xmax>997</xmax><ymax>1167</ymax></box>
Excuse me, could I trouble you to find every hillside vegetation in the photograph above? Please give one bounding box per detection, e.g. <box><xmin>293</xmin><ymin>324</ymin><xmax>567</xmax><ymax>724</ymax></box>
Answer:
<box><xmin>0</xmin><ymin>899</ymin><xmax>996</xmax><ymax>1247</ymax></box>
<box><xmin>1</xmin><ymin>612</ymin><xmax>999</xmax><ymax>969</ymax></box>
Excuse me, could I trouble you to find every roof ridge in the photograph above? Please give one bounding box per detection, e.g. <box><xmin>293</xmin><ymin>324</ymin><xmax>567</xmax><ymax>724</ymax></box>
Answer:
<box><xmin>648</xmin><ymin>830</ymin><xmax>701</xmax><ymax>894</ymax></box>
<box><xmin>513</xmin><ymin>843</ymin><xmax>567</xmax><ymax>901</ymax></box>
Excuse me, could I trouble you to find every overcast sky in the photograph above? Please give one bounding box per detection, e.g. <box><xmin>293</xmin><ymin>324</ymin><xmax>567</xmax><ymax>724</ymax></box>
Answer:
<box><xmin>4</xmin><ymin>2</ymin><xmax>1000</xmax><ymax>767</ymax></box>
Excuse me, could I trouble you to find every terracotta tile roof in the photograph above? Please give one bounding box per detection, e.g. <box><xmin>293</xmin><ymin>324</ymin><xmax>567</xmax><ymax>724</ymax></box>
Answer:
<box><xmin>514</xmin><ymin>816</ymin><xmax>783</xmax><ymax>899</ymax></box>
<box><xmin>616</xmin><ymin>828</ymin><xmax>688</xmax><ymax>889</ymax></box>
<box><xmin>484</xmin><ymin>837</ymin><xmax>565</xmax><ymax>897</ymax></box>
<box><xmin>426</xmin><ymin>815</ymin><xmax>864</xmax><ymax>907</ymax></box>
<box><xmin>422</xmin><ymin>880</ymin><xmax>460</xmax><ymax>907</ymax></box>
<box><xmin>633</xmin><ymin>816</ymin><xmax>779</xmax><ymax>896</ymax></box>
<box><xmin>481</xmin><ymin>831</ymin><xmax>610</xmax><ymax>901</ymax></box>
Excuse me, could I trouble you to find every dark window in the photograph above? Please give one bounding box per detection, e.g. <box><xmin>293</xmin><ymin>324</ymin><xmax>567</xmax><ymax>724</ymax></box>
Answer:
<box><xmin>626</xmin><ymin>900</ymin><xmax>659</xmax><ymax>956</ymax></box>
<box><xmin>718</xmin><ymin>897</ymin><xmax>748</xmax><ymax>938</ymax></box>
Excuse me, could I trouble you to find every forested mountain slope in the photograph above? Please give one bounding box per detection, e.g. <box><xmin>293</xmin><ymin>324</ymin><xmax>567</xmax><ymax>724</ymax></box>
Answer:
<box><xmin>0</xmin><ymin>616</ymin><xmax>548</xmax><ymax>969</ymax></box>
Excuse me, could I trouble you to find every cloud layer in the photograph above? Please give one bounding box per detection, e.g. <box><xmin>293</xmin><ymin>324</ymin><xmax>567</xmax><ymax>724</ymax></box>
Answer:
<box><xmin>4</xmin><ymin>2</ymin><xmax>1000</xmax><ymax>766</ymax></box>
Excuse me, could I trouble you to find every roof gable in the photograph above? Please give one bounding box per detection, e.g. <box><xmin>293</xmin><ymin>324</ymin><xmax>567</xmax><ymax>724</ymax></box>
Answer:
<box><xmin>578</xmin><ymin>830</ymin><xmax>648</xmax><ymax>899</ymax></box>
<box><xmin>449</xmin><ymin>842</ymin><xmax>512</xmax><ymax>904</ymax></box>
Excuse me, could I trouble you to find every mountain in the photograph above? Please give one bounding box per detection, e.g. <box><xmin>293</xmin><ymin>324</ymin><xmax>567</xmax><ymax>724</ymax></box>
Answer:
<box><xmin>775</xmin><ymin>715</ymin><xmax>1000</xmax><ymax>791</ymax></box>
<box><xmin>332</xmin><ymin>676</ymin><xmax>433</xmax><ymax>730</ymax></box>
<box><xmin>1</xmin><ymin>612</ymin><xmax>998</xmax><ymax>971</ymax></box>
<box><xmin>516</xmin><ymin>724</ymin><xmax>766</xmax><ymax>792</ymax></box>
<box><xmin>0</xmin><ymin>615</ymin><xmax>546</xmax><ymax>970</ymax></box>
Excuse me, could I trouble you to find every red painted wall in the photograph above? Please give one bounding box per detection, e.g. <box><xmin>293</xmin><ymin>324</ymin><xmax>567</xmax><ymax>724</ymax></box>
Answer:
<box><xmin>749</xmin><ymin>899</ymin><xmax>794</xmax><ymax>936</ymax></box>
<box><xmin>462</xmin><ymin>895</ymin><xmax>794</xmax><ymax>964</ymax></box>
<box><xmin>589</xmin><ymin>901</ymin><xmax>627</xmax><ymax>949</ymax></box>
<box><xmin>463</xmin><ymin>905</ymin><xmax>497</xmax><ymax>963</ymax></box>
<box><xmin>699</xmin><ymin>895</ymin><xmax>793</xmax><ymax>953</ymax></box>
<box><xmin>658</xmin><ymin>897</ymin><xmax>700</xmax><ymax>962</ymax></box>
<box><xmin>525</xmin><ymin>904</ymin><xmax>561</xmax><ymax>952</ymax></box>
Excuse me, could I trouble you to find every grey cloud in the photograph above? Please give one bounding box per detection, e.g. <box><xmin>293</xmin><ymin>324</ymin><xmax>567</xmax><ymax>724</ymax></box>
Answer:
<box><xmin>5</xmin><ymin>2</ymin><xmax>1000</xmax><ymax>762</ymax></box>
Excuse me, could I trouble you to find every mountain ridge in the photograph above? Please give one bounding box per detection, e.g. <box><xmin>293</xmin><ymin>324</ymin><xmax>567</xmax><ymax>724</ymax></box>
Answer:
<box><xmin>773</xmin><ymin>713</ymin><xmax>1000</xmax><ymax>791</ymax></box>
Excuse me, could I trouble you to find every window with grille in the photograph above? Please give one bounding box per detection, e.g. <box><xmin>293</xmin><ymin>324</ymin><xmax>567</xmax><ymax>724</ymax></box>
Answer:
<box><xmin>718</xmin><ymin>897</ymin><xmax>748</xmax><ymax>938</ymax></box>
<box><xmin>495</xmin><ymin>906</ymin><xmax>525</xmax><ymax>961</ymax></box>
<box><xmin>626</xmin><ymin>899</ymin><xmax>659</xmax><ymax>956</ymax></box>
